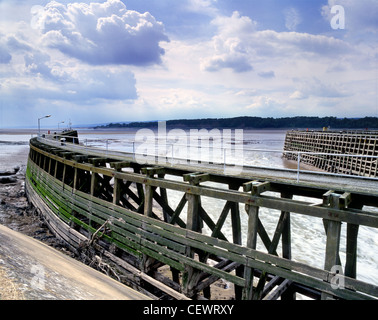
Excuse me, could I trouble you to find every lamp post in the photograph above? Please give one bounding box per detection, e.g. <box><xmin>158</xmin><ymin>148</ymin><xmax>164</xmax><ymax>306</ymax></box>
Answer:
<box><xmin>58</xmin><ymin>121</ymin><xmax>65</xmax><ymax>131</ymax></box>
<box><xmin>38</xmin><ymin>115</ymin><xmax>51</xmax><ymax>137</ymax></box>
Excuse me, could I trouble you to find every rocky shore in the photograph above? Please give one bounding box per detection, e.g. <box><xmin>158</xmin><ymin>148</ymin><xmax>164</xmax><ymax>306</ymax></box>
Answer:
<box><xmin>0</xmin><ymin>165</ymin><xmax>68</xmax><ymax>250</ymax></box>
<box><xmin>0</xmin><ymin>144</ymin><xmax>64</xmax><ymax>250</ymax></box>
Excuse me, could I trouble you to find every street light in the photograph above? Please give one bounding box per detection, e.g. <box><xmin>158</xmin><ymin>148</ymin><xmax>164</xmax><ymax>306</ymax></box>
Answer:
<box><xmin>38</xmin><ymin>115</ymin><xmax>51</xmax><ymax>136</ymax></box>
<box><xmin>58</xmin><ymin>121</ymin><xmax>65</xmax><ymax>130</ymax></box>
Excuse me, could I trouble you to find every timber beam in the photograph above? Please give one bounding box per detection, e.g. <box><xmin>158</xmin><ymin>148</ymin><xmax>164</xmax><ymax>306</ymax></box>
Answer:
<box><xmin>243</xmin><ymin>180</ymin><xmax>271</xmax><ymax>195</ymax></box>
<box><xmin>88</xmin><ymin>157</ymin><xmax>109</xmax><ymax>167</ymax></box>
<box><xmin>183</xmin><ymin>172</ymin><xmax>211</xmax><ymax>185</ymax></box>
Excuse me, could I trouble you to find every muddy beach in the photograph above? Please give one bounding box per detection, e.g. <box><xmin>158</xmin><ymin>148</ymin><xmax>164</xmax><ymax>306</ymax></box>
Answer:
<box><xmin>0</xmin><ymin>145</ymin><xmax>59</xmax><ymax>240</ymax></box>
<box><xmin>0</xmin><ymin>164</ymin><xmax>67</xmax><ymax>246</ymax></box>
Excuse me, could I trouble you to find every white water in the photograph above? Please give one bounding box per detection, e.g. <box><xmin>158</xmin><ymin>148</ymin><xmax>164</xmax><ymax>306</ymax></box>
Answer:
<box><xmin>1</xmin><ymin>129</ymin><xmax>377</xmax><ymax>287</ymax></box>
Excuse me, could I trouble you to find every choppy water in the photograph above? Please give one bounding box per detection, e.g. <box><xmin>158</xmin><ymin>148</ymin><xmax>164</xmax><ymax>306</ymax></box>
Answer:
<box><xmin>1</xmin><ymin>129</ymin><xmax>377</xmax><ymax>288</ymax></box>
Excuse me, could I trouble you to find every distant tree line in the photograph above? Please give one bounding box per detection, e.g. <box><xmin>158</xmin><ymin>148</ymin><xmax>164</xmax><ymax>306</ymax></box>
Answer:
<box><xmin>95</xmin><ymin>116</ymin><xmax>378</xmax><ymax>130</ymax></box>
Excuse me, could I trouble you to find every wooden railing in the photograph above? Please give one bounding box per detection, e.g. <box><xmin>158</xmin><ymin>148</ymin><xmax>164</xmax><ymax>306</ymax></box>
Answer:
<box><xmin>25</xmin><ymin>137</ymin><xmax>378</xmax><ymax>300</ymax></box>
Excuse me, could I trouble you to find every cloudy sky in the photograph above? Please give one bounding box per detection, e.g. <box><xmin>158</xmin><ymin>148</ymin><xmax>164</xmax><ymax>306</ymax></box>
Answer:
<box><xmin>0</xmin><ymin>0</ymin><xmax>377</xmax><ymax>128</ymax></box>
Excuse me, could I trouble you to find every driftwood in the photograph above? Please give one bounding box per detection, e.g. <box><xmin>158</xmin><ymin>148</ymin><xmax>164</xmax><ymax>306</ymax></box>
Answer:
<box><xmin>88</xmin><ymin>220</ymin><xmax>109</xmax><ymax>246</ymax></box>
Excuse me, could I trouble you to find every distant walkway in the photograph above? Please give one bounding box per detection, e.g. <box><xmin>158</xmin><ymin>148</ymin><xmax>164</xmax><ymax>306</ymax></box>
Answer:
<box><xmin>0</xmin><ymin>224</ymin><xmax>149</xmax><ymax>300</ymax></box>
<box><xmin>40</xmin><ymin>137</ymin><xmax>378</xmax><ymax>196</ymax></box>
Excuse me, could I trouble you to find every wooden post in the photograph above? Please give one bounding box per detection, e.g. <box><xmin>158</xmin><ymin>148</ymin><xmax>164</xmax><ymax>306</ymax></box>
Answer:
<box><xmin>110</xmin><ymin>162</ymin><xmax>131</xmax><ymax>206</ymax></box>
<box><xmin>141</xmin><ymin>168</ymin><xmax>155</xmax><ymax>273</ymax></box>
<box><xmin>90</xmin><ymin>170</ymin><xmax>98</xmax><ymax>197</ymax></box>
<box><xmin>144</xmin><ymin>179</ymin><xmax>153</xmax><ymax>217</ymax></box>
<box><xmin>158</xmin><ymin>173</ymin><xmax>169</xmax><ymax>222</ymax></box>
<box><xmin>54</xmin><ymin>160</ymin><xmax>58</xmax><ymax>179</ymax></box>
<box><xmin>73</xmin><ymin>167</ymin><xmax>78</xmax><ymax>191</ymax></box>
<box><xmin>142</xmin><ymin>167</ymin><xmax>164</xmax><ymax>217</ymax></box>
<box><xmin>229</xmin><ymin>182</ymin><xmax>243</xmax><ymax>299</ymax></box>
<box><xmin>229</xmin><ymin>183</ymin><xmax>242</xmax><ymax>245</ymax></box>
<box><xmin>48</xmin><ymin>158</ymin><xmax>52</xmax><ymax>175</ymax></box>
<box><xmin>345</xmin><ymin>223</ymin><xmax>359</xmax><ymax>279</ymax></box>
<box><xmin>182</xmin><ymin>173</ymin><xmax>208</xmax><ymax>298</ymax></box>
<box><xmin>242</xmin><ymin>181</ymin><xmax>262</xmax><ymax>300</ymax></box>
<box><xmin>280</xmin><ymin>192</ymin><xmax>295</xmax><ymax>300</ymax></box>
<box><xmin>345</xmin><ymin>200</ymin><xmax>362</xmax><ymax>279</ymax></box>
<box><xmin>62</xmin><ymin>163</ymin><xmax>66</xmax><ymax>188</ymax></box>
<box><xmin>243</xmin><ymin>202</ymin><xmax>259</xmax><ymax>300</ymax></box>
<box><xmin>140</xmin><ymin>167</ymin><xmax>164</xmax><ymax>273</ymax></box>
<box><xmin>322</xmin><ymin>193</ymin><xmax>343</xmax><ymax>300</ymax></box>
<box><xmin>113</xmin><ymin>176</ymin><xmax>121</xmax><ymax>205</ymax></box>
<box><xmin>281</xmin><ymin>193</ymin><xmax>293</xmax><ymax>261</ymax></box>
<box><xmin>324</xmin><ymin>217</ymin><xmax>341</xmax><ymax>268</ymax></box>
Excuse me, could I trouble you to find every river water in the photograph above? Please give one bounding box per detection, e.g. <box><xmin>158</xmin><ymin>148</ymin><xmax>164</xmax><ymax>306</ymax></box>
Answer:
<box><xmin>1</xmin><ymin>128</ymin><xmax>377</xmax><ymax>289</ymax></box>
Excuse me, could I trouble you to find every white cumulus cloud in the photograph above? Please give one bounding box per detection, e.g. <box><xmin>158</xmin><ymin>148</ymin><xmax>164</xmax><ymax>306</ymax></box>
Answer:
<box><xmin>201</xmin><ymin>11</ymin><xmax>256</xmax><ymax>73</ymax></box>
<box><xmin>201</xmin><ymin>11</ymin><xmax>354</xmax><ymax>74</ymax></box>
<box><xmin>33</xmin><ymin>0</ymin><xmax>169</xmax><ymax>66</ymax></box>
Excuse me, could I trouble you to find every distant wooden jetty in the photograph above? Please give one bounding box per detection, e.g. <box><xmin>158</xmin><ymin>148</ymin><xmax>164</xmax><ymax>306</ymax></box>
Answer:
<box><xmin>24</xmin><ymin>133</ymin><xmax>378</xmax><ymax>300</ymax></box>
<box><xmin>284</xmin><ymin>130</ymin><xmax>378</xmax><ymax>178</ymax></box>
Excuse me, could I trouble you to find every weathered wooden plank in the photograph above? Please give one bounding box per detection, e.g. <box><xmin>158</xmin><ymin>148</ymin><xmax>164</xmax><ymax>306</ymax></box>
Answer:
<box><xmin>168</xmin><ymin>193</ymin><xmax>187</xmax><ymax>226</ymax></box>
<box><xmin>211</xmin><ymin>201</ymin><xmax>232</xmax><ymax>238</ymax></box>
<box><xmin>199</xmin><ymin>206</ymin><xmax>228</xmax><ymax>241</ymax></box>
<box><xmin>183</xmin><ymin>172</ymin><xmax>211</xmax><ymax>185</ymax></box>
<box><xmin>243</xmin><ymin>203</ymin><xmax>259</xmax><ymax>300</ymax></box>
<box><xmin>152</xmin><ymin>190</ymin><xmax>186</xmax><ymax>228</ymax></box>
<box><xmin>322</xmin><ymin>193</ymin><xmax>343</xmax><ymax>300</ymax></box>
<box><xmin>345</xmin><ymin>223</ymin><xmax>359</xmax><ymax>279</ymax></box>
<box><xmin>182</xmin><ymin>175</ymin><xmax>202</xmax><ymax>296</ymax></box>
<box><xmin>113</xmin><ymin>177</ymin><xmax>121</xmax><ymax>205</ymax></box>
<box><xmin>263</xmin><ymin>279</ymin><xmax>292</xmax><ymax>300</ymax></box>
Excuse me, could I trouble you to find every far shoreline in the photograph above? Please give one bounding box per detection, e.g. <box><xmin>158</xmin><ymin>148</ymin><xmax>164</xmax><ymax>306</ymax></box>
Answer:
<box><xmin>1</xmin><ymin>127</ymin><xmax>292</xmax><ymax>135</ymax></box>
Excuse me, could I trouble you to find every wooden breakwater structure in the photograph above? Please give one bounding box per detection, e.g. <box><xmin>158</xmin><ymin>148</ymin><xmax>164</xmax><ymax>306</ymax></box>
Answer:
<box><xmin>25</xmin><ymin>136</ymin><xmax>378</xmax><ymax>300</ymax></box>
<box><xmin>284</xmin><ymin>130</ymin><xmax>378</xmax><ymax>177</ymax></box>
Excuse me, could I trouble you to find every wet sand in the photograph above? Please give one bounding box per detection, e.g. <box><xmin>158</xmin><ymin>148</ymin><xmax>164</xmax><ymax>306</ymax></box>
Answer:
<box><xmin>0</xmin><ymin>224</ymin><xmax>150</xmax><ymax>300</ymax></box>
<box><xmin>0</xmin><ymin>148</ymin><xmax>29</xmax><ymax>171</ymax></box>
